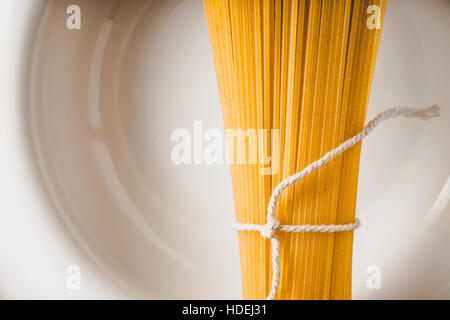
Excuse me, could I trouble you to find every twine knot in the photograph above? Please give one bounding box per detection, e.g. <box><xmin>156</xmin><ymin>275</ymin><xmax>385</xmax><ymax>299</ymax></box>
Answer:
<box><xmin>261</xmin><ymin>219</ymin><xmax>281</xmax><ymax>239</ymax></box>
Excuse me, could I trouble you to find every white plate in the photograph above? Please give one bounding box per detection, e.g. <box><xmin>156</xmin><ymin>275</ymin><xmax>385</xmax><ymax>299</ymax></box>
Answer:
<box><xmin>1</xmin><ymin>0</ymin><xmax>449</xmax><ymax>299</ymax></box>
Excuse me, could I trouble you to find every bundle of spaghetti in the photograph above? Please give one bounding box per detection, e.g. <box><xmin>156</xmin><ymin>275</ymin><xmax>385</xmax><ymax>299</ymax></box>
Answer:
<box><xmin>204</xmin><ymin>0</ymin><xmax>386</xmax><ymax>299</ymax></box>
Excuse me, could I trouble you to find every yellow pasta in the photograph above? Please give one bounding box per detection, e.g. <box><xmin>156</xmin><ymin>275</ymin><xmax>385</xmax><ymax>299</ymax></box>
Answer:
<box><xmin>204</xmin><ymin>0</ymin><xmax>386</xmax><ymax>300</ymax></box>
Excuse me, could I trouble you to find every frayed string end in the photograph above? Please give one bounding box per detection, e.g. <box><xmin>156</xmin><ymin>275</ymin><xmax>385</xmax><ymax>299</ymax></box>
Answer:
<box><xmin>411</xmin><ymin>104</ymin><xmax>440</xmax><ymax>120</ymax></box>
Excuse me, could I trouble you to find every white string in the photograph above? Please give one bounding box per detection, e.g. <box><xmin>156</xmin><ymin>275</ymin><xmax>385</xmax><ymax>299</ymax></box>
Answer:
<box><xmin>233</xmin><ymin>105</ymin><xmax>440</xmax><ymax>300</ymax></box>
